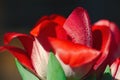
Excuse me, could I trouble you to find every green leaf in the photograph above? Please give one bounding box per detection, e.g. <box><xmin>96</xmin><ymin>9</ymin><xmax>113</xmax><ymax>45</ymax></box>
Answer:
<box><xmin>47</xmin><ymin>52</ymin><xmax>66</xmax><ymax>80</ymax></box>
<box><xmin>104</xmin><ymin>65</ymin><xmax>111</xmax><ymax>74</ymax></box>
<box><xmin>15</xmin><ymin>58</ymin><xmax>39</xmax><ymax>80</ymax></box>
<box><xmin>102</xmin><ymin>65</ymin><xmax>112</xmax><ymax>80</ymax></box>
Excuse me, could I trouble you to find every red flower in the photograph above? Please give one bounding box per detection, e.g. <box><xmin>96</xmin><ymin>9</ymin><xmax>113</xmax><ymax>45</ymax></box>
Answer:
<box><xmin>93</xmin><ymin>20</ymin><xmax>120</xmax><ymax>67</ymax></box>
<box><xmin>0</xmin><ymin>7</ymin><xmax>119</xmax><ymax>80</ymax></box>
<box><xmin>93</xmin><ymin>19</ymin><xmax>120</xmax><ymax>78</ymax></box>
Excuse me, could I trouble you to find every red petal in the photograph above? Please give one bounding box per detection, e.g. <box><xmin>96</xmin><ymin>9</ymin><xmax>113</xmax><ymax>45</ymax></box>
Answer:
<box><xmin>4</xmin><ymin>32</ymin><xmax>34</xmax><ymax>56</ymax></box>
<box><xmin>30</xmin><ymin>20</ymin><xmax>57</xmax><ymax>51</ymax></box>
<box><xmin>33</xmin><ymin>14</ymin><xmax>65</xmax><ymax>28</ymax></box>
<box><xmin>30</xmin><ymin>14</ymin><xmax>66</xmax><ymax>37</ymax></box>
<box><xmin>63</xmin><ymin>7</ymin><xmax>92</xmax><ymax>47</ymax></box>
<box><xmin>48</xmin><ymin>37</ymin><xmax>100</xmax><ymax>67</ymax></box>
<box><xmin>95</xmin><ymin>19</ymin><xmax>120</xmax><ymax>44</ymax></box>
<box><xmin>49</xmin><ymin>14</ymin><xmax>67</xmax><ymax>40</ymax></box>
<box><xmin>49</xmin><ymin>14</ymin><xmax>66</xmax><ymax>26</ymax></box>
<box><xmin>30</xmin><ymin>19</ymin><xmax>68</xmax><ymax>51</ymax></box>
<box><xmin>55</xmin><ymin>26</ymin><xmax>68</xmax><ymax>40</ymax></box>
<box><xmin>0</xmin><ymin>46</ymin><xmax>34</xmax><ymax>72</ymax></box>
<box><xmin>115</xmin><ymin>64</ymin><xmax>120</xmax><ymax>80</ymax></box>
<box><xmin>31</xmin><ymin>38</ymin><xmax>48</xmax><ymax>79</ymax></box>
<box><xmin>92</xmin><ymin>25</ymin><xmax>112</xmax><ymax>70</ymax></box>
<box><xmin>30</xmin><ymin>17</ymin><xmax>51</xmax><ymax>37</ymax></box>
<box><xmin>30</xmin><ymin>20</ymin><xmax>57</xmax><ymax>38</ymax></box>
<box><xmin>109</xmin><ymin>22</ymin><xmax>120</xmax><ymax>44</ymax></box>
<box><xmin>111</xmin><ymin>58</ymin><xmax>120</xmax><ymax>79</ymax></box>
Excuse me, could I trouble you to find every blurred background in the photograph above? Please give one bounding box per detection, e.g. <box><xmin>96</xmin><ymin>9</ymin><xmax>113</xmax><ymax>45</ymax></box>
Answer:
<box><xmin>0</xmin><ymin>0</ymin><xmax>120</xmax><ymax>80</ymax></box>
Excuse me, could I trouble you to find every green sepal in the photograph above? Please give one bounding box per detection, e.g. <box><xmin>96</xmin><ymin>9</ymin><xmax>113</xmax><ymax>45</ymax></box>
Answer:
<box><xmin>15</xmin><ymin>58</ymin><xmax>39</xmax><ymax>80</ymax></box>
<box><xmin>102</xmin><ymin>65</ymin><xmax>112</xmax><ymax>80</ymax></box>
<box><xmin>47</xmin><ymin>52</ymin><xmax>66</xmax><ymax>80</ymax></box>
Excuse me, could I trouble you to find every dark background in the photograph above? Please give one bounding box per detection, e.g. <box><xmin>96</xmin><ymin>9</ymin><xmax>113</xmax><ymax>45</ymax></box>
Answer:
<box><xmin>0</xmin><ymin>0</ymin><xmax>120</xmax><ymax>33</ymax></box>
<box><xmin>0</xmin><ymin>0</ymin><xmax>120</xmax><ymax>80</ymax></box>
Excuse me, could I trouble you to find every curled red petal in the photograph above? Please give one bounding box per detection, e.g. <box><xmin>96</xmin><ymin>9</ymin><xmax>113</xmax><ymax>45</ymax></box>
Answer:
<box><xmin>95</xmin><ymin>19</ymin><xmax>120</xmax><ymax>44</ymax></box>
<box><xmin>4</xmin><ymin>32</ymin><xmax>34</xmax><ymax>56</ymax></box>
<box><xmin>48</xmin><ymin>37</ymin><xmax>100</xmax><ymax>67</ymax></box>
<box><xmin>94</xmin><ymin>19</ymin><xmax>110</xmax><ymax>26</ymax></box>
<box><xmin>92</xmin><ymin>25</ymin><xmax>112</xmax><ymax>70</ymax></box>
<box><xmin>30</xmin><ymin>14</ymin><xmax>66</xmax><ymax>37</ymax></box>
<box><xmin>109</xmin><ymin>22</ymin><xmax>120</xmax><ymax>44</ymax></box>
<box><xmin>63</xmin><ymin>7</ymin><xmax>92</xmax><ymax>47</ymax></box>
<box><xmin>93</xmin><ymin>20</ymin><xmax>120</xmax><ymax>70</ymax></box>
<box><xmin>0</xmin><ymin>46</ymin><xmax>34</xmax><ymax>72</ymax></box>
